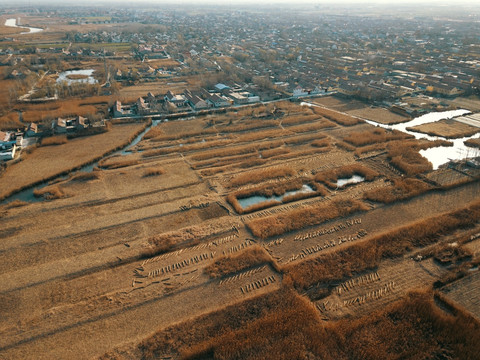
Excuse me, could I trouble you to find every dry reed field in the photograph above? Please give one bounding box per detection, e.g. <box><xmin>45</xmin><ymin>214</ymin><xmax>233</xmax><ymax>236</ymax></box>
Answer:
<box><xmin>0</xmin><ymin>123</ymin><xmax>146</xmax><ymax>200</ymax></box>
<box><xmin>1</xmin><ymin>97</ymin><xmax>479</xmax><ymax>360</ymax></box>
<box><xmin>407</xmin><ymin>118</ymin><xmax>480</xmax><ymax>139</ymax></box>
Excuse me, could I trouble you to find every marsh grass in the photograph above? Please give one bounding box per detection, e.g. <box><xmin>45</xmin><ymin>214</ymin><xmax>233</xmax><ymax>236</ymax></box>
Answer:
<box><xmin>246</xmin><ymin>199</ymin><xmax>368</xmax><ymax>239</ymax></box>
<box><xmin>314</xmin><ymin>164</ymin><xmax>379</xmax><ymax>189</ymax></box>
<box><xmin>364</xmin><ymin>178</ymin><xmax>432</xmax><ymax>203</ymax></box>
<box><xmin>204</xmin><ymin>246</ymin><xmax>273</xmax><ymax>278</ymax></box>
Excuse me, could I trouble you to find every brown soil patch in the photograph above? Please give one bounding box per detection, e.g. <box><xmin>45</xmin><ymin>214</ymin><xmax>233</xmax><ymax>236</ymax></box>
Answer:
<box><xmin>347</xmin><ymin>106</ymin><xmax>411</xmax><ymax>124</ymax></box>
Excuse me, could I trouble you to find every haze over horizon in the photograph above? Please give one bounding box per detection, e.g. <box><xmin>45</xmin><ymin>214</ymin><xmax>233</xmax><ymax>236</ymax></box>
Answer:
<box><xmin>0</xmin><ymin>0</ymin><xmax>479</xmax><ymax>5</ymax></box>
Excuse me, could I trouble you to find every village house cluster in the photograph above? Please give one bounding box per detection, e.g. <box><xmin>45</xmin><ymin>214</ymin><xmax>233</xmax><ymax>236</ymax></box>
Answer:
<box><xmin>112</xmin><ymin>83</ymin><xmax>261</xmax><ymax>118</ymax></box>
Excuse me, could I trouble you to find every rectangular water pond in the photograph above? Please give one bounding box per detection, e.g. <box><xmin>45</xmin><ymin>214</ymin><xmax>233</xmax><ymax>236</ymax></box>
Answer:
<box><xmin>238</xmin><ymin>184</ymin><xmax>315</xmax><ymax>210</ymax></box>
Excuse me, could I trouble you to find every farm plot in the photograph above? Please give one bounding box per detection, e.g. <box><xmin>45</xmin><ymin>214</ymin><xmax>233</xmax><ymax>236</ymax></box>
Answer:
<box><xmin>1</xmin><ymin>100</ymin><xmax>480</xmax><ymax>360</ymax></box>
<box><xmin>315</xmin><ymin>258</ymin><xmax>447</xmax><ymax>319</ymax></box>
<box><xmin>407</xmin><ymin>118</ymin><xmax>480</xmax><ymax>138</ymax></box>
<box><xmin>439</xmin><ymin>270</ymin><xmax>480</xmax><ymax>321</ymax></box>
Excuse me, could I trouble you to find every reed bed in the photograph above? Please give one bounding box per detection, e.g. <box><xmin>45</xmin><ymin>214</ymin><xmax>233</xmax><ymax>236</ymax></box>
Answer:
<box><xmin>33</xmin><ymin>184</ymin><xmax>68</xmax><ymax>200</ymax></box>
<box><xmin>228</xmin><ymin>166</ymin><xmax>296</xmax><ymax>189</ymax></box>
<box><xmin>312</xmin><ymin>106</ymin><xmax>362</xmax><ymax>126</ymax></box>
<box><xmin>143</xmin><ymin>167</ymin><xmax>165</xmax><ymax>177</ymax></box>
<box><xmin>314</xmin><ymin>164</ymin><xmax>379</xmax><ymax>189</ymax></box>
<box><xmin>40</xmin><ymin>135</ymin><xmax>68</xmax><ymax>146</ymax></box>
<box><xmin>133</xmin><ymin>287</ymin><xmax>479</xmax><ymax>360</ymax></box>
<box><xmin>70</xmin><ymin>171</ymin><xmax>103</xmax><ymax>182</ymax></box>
<box><xmin>364</xmin><ymin>178</ymin><xmax>432</xmax><ymax>203</ymax></box>
<box><xmin>204</xmin><ymin>246</ymin><xmax>273</xmax><ymax>278</ymax></box>
<box><xmin>344</xmin><ymin>128</ymin><xmax>411</xmax><ymax>147</ymax></box>
<box><xmin>190</xmin><ymin>141</ymin><xmax>283</xmax><ymax>162</ymax></box>
<box><xmin>247</xmin><ymin>199</ymin><xmax>368</xmax><ymax>239</ymax></box>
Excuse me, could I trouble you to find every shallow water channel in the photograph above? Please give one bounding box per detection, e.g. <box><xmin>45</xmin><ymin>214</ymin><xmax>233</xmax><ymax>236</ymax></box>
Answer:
<box><xmin>302</xmin><ymin>103</ymin><xmax>480</xmax><ymax>169</ymax></box>
<box><xmin>237</xmin><ymin>184</ymin><xmax>315</xmax><ymax>210</ymax></box>
<box><xmin>4</xmin><ymin>18</ymin><xmax>43</xmax><ymax>34</ymax></box>
<box><xmin>2</xmin><ymin>120</ymin><xmax>160</xmax><ymax>204</ymax></box>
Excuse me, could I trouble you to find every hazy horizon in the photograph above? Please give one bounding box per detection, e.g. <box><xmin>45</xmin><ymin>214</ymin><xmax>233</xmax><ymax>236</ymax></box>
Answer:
<box><xmin>1</xmin><ymin>0</ymin><xmax>480</xmax><ymax>5</ymax></box>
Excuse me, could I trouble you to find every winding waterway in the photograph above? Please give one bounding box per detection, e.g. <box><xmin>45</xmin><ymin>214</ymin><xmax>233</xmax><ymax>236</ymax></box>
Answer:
<box><xmin>302</xmin><ymin>103</ymin><xmax>480</xmax><ymax>169</ymax></box>
<box><xmin>4</xmin><ymin>18</ymin><xmax>43</xmax><ymax>34</ymax></box>
<box><xmin>2</xmin><ymin>120</ymin><xmax>160</xmax><ymax>204</ymax></box>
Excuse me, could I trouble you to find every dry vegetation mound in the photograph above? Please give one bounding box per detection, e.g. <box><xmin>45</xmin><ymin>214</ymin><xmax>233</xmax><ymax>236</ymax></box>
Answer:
<box><xmin>123</xmin><ymin>289</ymin><xmax>480</xmax><ymax>360</ymax></box>
<box><xmin>387</xmin><ymin>142</ymin><xmax>432</xmax><ymax>175</ymax></box>
<box><xmin>40</xmin><ymin>135</ymin><xmax>68</xmax><ymax>146</ymax></box>
<box><xmin>70</xmin><ymin>171</ymin><xmax>103</xmax><ymax>182</ymax></box>
<box><xmin>343</xmin><ymin>127</ymin><xmax>411</xmax><ymax>147</ymax></box>
<box><xmin>98</xmin><ymin>157</ymin><xmax>139</xmax><ymax>170</ymax></box>
<box><xmin>143</xmin><ymin>221</ymin><xmax>237</xmax><ymax>258</ymax></box>
<box><xmin>228</xmin><ymin>166</ymin><xmax>295</xmax><ymax>189</ymax></box>
<box><xmin>33</xmin><ymin>184</ymin><xmax>68</xmax><ymax>200</ymax></box>
<box><xmin>314</xmin><ymin>164</ymin><xmax>379</xmax><ymax>189</ymax></box>
<box><xmin>364</xmin><ymin>178</ymin><xmax>432</xmax><ymax>203</ymax></box>
<box><xmin>204</xmin><ymin>246</ymin><xmax>273</xmax><ymax>279</ymax></box>
<box><xmin>312</xmin><ymin>106</ymin><xmax>362</xmax><ymax>126</ymax></box>
<box><xmin>465</xmin><ymin>138</ymin><xmax>480</xmax><ymax>149</ymax></box>
<box><xmin>246</xmin><ymin>199</ymin><xmax>368</xmax><ymax>239</ymax></box>
<box><xmin>143</xmin><ymin>167</ymin><xmax>165</xmax><ymax>177</ymax></box>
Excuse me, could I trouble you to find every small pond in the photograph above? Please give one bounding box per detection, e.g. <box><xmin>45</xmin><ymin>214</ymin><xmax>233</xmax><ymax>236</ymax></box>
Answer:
<box><xmin>336</xmin><ymin>175</ymin><xmax>365</xmax><ymax>188</ymax></box>
<box><xmin>238</xmin><ymin>184</ymin><xmax>315</xmax><ymax>210</ymax></box>
<box><xmin>56</xmin><ymin>69</ymin><xmax>98</xmax><ymax>85</ymax></box>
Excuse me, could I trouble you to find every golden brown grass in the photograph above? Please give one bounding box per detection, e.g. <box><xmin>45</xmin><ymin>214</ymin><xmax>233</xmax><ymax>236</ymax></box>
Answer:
<box><xmin>280</xmin><ymin>113</ymin><xmax>319</xmax><ymax>125</ymax></box>
<box><xmin>364</xmin><ymin>178</ymin><xmax>432</xmax><ymax>203</ymax></box>
<box><xmin>284</xmin><ymin>133</ymin><xmax>326</xmax><ymax>146</ymax></box>
<box><xmin>465</xmin><ymin>138</ymin><xmax>480</xmax><ymax>149</ymax></box>
<box><xmin>260</xmin><ymin>148</ymin><xmax>290</xmax><ymax>159</ymax></box>
<box><xmin>314</xmin><ymin>164</ymin><xmax>379</xmax><ymax>189</ymax></box>
<box><xmin>387</xmin><ymin>142</ymin><xmax>433</xmax><ymax>175</ymax></box>
<box><xmin>142</xmin><ymin>139</ymin><xmax>229</xmax><ymax>158</ymax></box>
<box><xmin>311</xmin><ymin>138</ymin><xmax>330</xmax><ymax>148</ymax></box>
<box><xmin>142</xmin><ymin>126</ymin><xmax>163</xmax><ymax>140</ymax></box>
<box><xmin>133</xmin><ymin>288</ymin><xmax>480</xmax><ymax>360</ymax></box>
<box><xmin>40</xmin><ymin>135</ymin><xmax>68</xmax><ymax>146</ymax></box>
<box><xmin>33</xmin><ymin>184</ymin><xmax>68</xmax><ymax>200</ymax></box>
<box><xmin>143</xmin><ymin>167</ymin><xmax>165</xmax><ymax>177</ymax></box>
<box><xmin>0</xmin><ymin>123</ymin><xmax>146</xmax><ymax>201</ymax></box>
<box><xmin>407</xmin><ymin>119</ymin><xmax>480</xmax><ymax>139</ymax></box>
<box><xmin>99</xmin><ymin>157</ymin><xmax>139</xmax><ymax>170</ymax></box>
<box><xmin>1</xmin><ymin>97</ymin><xmax>110</xmax><ymax>125</ymax></box>
<box><xmin>285</xmin><ymin>198</ymin><xmax>480</xmax><ymax>291</ymax></box>
<box><xmin>204</xmin><ymin>246</ymin><xmax>273</xmax><ymax>278</ymax></box>
<box><xmin>335</xmin><ymin>140</ymin><xmax>356</xmax><ymax>152</ymax></box>
<box><xmin>228</xmin><ymin>166</ymin><xmax>295</xmax><ymax>189</ymax></box>
<box><xmin>70</xmin><ymin>171</ymin><xmax>103</xmax><ymax>182</ymax></box>
<box><xmin>312</xmin><ymin>106</ymin><xmax>361</xmax><ymax>126</ymax></box>
<box><xmin>246</xmin><ymin>199</ymin><xmax>368</xmax><ymax>239</ymax></box>
<box><xmin>190</xmin><ymin>141</ymin><xmax>283</xmax><ymax>162</ymax></box>
<box><xmin>284</xmin><ymin>240</ymin><xmax>378</xmax><ymax>291</ymax></box>
<box><xmin>344</xmin><ymin>128</ymin><xmax>411</xmax><ymax>146</ymax></box>
<box><xmin>142</xmin><ymin>221</ymin><xmax>236</xmax><ymax>258</ymax></box>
